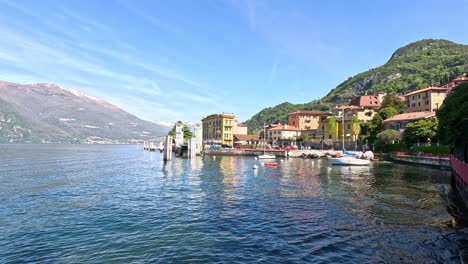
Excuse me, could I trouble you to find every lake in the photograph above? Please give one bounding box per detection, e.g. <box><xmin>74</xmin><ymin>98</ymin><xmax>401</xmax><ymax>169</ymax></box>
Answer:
<box><xmin>1</xmin><ymin>144</ymin><xmax>467</xmax><ymax>263</ymax></box>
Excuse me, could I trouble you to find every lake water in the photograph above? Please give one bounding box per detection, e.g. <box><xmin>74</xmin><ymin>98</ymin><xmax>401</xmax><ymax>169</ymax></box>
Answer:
<box><xmin>1</xmin><ymin>144</ymin><xmax>467</xmax><ymax>263</ymax></box>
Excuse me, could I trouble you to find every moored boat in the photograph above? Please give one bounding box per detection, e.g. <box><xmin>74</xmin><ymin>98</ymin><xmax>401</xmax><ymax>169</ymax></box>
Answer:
<box><xmin>328</xmin><ymin>156</ymin><xmax>371</xmax><ymax>166</ymax></box>
<box><xmin>258</xmin><ymin>154</ymin><xmax>276</xmax><ymax>159</ymax></box>
<box><xmin>258</xmin><ymin>124</ymin><xmax>276</xmax><ymax>159</ymax></box>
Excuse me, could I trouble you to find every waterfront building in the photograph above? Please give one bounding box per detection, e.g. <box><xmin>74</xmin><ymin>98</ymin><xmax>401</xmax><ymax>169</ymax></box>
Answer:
<box><xmin>322</xmin><ymin>105</ymin><xmax>375</xmax><ymax>143</ymax></box>
<box><xmin>287</xmin><ymin>110</ymin><xmax>331</xmax><ymax>130</ymax></box>
<box><xmin>201</xmin><ymin>113</ymin><xmax>235</xmax><ymax>147</ymax></box>
<box><xmin>266</xmin><ymin>124</ymin><xmax>301</xmax><ymax>145</ymax></box>
<box><xmin>404</xmin><ymin>87</ymin><xmax>447</xmax><ymax>112</ymax></box>
<box><xmin>383</xmin><ymin>111</ymin><xmax>436</xmax><ymax>131</ymax></box>
<box><xmin>233</xmin><ymin>121</ymin><xmax>248</xmax><ymax>135</ymax></box>
<box><xmin>233</xmin><ymin>134</ymin><xmax>261</xmax><ymax>145</ymax></box>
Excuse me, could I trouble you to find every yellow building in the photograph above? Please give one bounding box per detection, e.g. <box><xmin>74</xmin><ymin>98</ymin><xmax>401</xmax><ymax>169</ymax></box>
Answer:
<box><xmin>323</xmin><ymin>106</ymin><xmax>364</xmax><ymax>142</ymax></box>
<box><xmin>201</xmin><ymin>113</ymin><xmax>235</xmax><ymax>147</ymax></box>
<box><xmin>405</xmin><ymin>87</ymin><xmax>447</xmax><ymax>112</ymax></box>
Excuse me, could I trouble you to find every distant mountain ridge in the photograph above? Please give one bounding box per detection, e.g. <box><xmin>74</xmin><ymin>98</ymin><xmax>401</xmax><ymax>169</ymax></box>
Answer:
<box><xmin>0</xmin><ymin>81</ymin><xmax>169</xmax><ymax>143</ymax></box>
<box><xmin>245</xmin><ymin>39</ymin><xmax>468</xmax><ymax>131</ymax></box>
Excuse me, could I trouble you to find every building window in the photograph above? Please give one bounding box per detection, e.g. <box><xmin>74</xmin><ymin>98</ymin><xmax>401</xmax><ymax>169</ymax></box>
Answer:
<box><xmin>418</xmin><ymin>102</ymin><xmax>420</xmax><ymax>106</ymax></box>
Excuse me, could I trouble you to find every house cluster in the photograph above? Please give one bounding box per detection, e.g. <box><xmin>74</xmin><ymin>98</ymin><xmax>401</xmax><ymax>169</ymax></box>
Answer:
<box><xmin>263</xmin><ymin>94</ymin><xmax>383</xmax><ymax>147</ymax></box>
<box><xmin>200</xmin><ymin>76</ymin><xmax>467</xmax><ymax>148</ymax></box>
<box><xmin>201</xmin><ymin>113</ymin><xmax>260</xmax><ymax>147</ymax></box>
<box><xmin>383</xmin><ymin>76</ymin><xmax>468</xmax><ymax>131</ymax></box>
<box><xmin>266</xmin><ymin>76</ymin><xmax>468</xmax><ymax>147</ymax></box>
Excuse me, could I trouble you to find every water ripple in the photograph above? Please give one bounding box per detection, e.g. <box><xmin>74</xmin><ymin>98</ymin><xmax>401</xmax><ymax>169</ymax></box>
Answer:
<box><xmin>0</xmin><ymin>144</ymin><xmax>466</xmax><ymax>263</ymax></box>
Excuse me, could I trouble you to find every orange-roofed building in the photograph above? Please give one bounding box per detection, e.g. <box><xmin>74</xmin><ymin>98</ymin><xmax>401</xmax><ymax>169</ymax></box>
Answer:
<box><xmin>287</xmin><ymin>110</ymin><xmax>331</xmax><ymax>130</ymax></box>
<box><xmin>404</xmin><ymin>87</ymin><xmax>447</xmax><ymax>112</ymax></box>
<box><xmin>349</xmin><ymin>94</ymin><xmax>384</xmax><ymax>109</ymax></box>
<box><xmin>383</xmin><ymin>111</ymin><xmax>436</xmax><ymax>131</ymax></box>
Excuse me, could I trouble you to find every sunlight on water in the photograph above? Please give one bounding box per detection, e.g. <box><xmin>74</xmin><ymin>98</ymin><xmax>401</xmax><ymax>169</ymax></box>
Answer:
<box><xmin>0</xmin><ymin>144</ymin><xmax>467</xmax><ymax>263</ymax></box>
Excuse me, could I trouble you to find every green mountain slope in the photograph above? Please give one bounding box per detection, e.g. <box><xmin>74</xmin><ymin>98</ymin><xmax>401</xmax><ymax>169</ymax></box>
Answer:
<box><xmin>323</xmin><ymin>39</ymin><xmax>468</xmax><ymax>102</ymax></box>
<box><xmin>246</xmin><ymin>39</ymin><xmax>468</xmax><ymax>132</ymax></box>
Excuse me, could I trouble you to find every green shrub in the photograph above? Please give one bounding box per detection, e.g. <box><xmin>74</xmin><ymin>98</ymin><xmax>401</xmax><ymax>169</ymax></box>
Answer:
<box><xmin>412</xmin><ymin>145</ymin><xmax>451</xmax><ymax>155</ymax></box>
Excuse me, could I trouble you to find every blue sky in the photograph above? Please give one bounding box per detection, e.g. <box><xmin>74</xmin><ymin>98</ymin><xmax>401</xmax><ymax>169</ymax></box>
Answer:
<box><xmin>0</xmin><ymin>0</ymin><xmax>467</xmax><ymax>123</ymax></box>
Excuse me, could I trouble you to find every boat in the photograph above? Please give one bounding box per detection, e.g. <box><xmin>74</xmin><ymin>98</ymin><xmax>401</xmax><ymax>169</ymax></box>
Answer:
<box><xmin>258</xmin><ymin>154</ymin><xmax>276</xmax><ymax>159</ymax></box>
<box><xmin>264</xmin><ymin>162</ymin><xmax>278</xmax><ymax>167</ymax></box>
<box><xmin>328</xmin><ymin>156</ymin><xmax>371</xmax><ymax>166</ymax></box>
<box><xmin>258</xmin><ymin>124</ymin><xmax>276</xmax><ymax>159</ymax></box>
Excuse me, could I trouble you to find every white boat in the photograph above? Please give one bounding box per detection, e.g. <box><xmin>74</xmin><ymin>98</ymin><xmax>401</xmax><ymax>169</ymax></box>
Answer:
<box><xmin>328</xmin><ymin>156</ymin><xmax>371</xmax><ymax>166</ymax></box>
<box><xmin>258</xmin><ymin>154</ymin><xmax>276</xmax><ymax>159</ymax></box>
<box><xmin>258</xmin><ymin>124</ymin><xmax>276</xmax><ymax>159</ymax></box>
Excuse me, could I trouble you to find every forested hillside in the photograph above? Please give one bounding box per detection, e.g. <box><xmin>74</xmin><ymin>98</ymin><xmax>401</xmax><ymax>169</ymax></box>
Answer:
<box><xmin>246</xmin><ymin>39</ymin><xmax>468</xmax><ymax>132</ymax></box>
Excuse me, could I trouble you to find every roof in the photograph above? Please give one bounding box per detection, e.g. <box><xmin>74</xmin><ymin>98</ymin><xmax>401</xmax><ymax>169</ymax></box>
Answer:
<box><xmin>202</xmin><ymin>113</ymin><xmax>235</xmax><ymax>121</ymax></box>
<box><xmin>234</xmin><ymin>134</ymin><xmax>260</xmax><ymax>141</ymax></box>
<box><xmin>383</xmin><ymin>111</ymin><xmax>436</xmax><ymax>123</ymax></box>
<box><xmin>335</xmin><ymin>105</ymin><xmax>363</xmax><ymax>110</ymax></box>
<box><xmin>267</xmin><ymin>125</ymin><xmax>301</xmax><ymax>131</ymax></box>
<box><xmin>453</xmin><ymin>76</ymin><xmax>468</xmax><ymax>82</ymax></box>
<box><xmin>350</xmin><ymin>95</ymin><xmax>381</xmax><ymax>108</ymax></box>
<box><xmin>288</xmin><ymin>110</ymin><xmax>331</xmax><ymax>115</ymax></box>
<box><xmin>405</xmin><ymin>87</ymin><xmax>447</xmax><ymax>97</ymax></box>
<box><xmin>236</xmin><ymin>123</ymin><xmax>247</xmax><ymax>127</ymax></box>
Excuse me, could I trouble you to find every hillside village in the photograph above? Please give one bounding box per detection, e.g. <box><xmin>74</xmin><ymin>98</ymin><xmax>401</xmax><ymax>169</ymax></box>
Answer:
<box><xmin>200</xmin><ymin>76</ymin><xmax>468</xmax><ymax>150</ymax></box>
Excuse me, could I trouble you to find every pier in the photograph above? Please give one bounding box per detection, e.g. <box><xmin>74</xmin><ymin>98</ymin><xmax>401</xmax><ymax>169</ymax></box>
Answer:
<box><xmin>391</xmin><ymin>152</ymin><xmax>450</xmax><ymax>170</ymax></box>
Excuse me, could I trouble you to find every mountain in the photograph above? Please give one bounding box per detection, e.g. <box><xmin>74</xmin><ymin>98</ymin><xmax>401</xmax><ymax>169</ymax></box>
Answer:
<box><xmin>245</xmin><ymin>39</ymin><xmax>468</xmax><ymax>131</ymax></box>
<box><xmin>322</xmin><ymin>39</ymin><xmax>468</xmax><ymax>102</ymax></box>
<box><xmin>0</xmin><ymin>81</ymin><xmax>169</xmax><ymax>143</ymax></box>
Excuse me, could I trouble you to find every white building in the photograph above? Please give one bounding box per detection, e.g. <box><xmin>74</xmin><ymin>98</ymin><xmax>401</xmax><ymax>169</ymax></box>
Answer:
<box><xmin>266</xmin><ymin>124</ymin><xmax>301</xmax><ymax>144</ymax></box>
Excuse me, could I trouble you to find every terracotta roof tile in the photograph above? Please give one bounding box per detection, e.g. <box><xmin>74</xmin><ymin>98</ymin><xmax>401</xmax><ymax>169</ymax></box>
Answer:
<box><xmin>267</xmin><ymin>125</ymin><xmax>301</xmax><ymax>131</ymax></box>
<box><xmin>336</xmin><ymin>105</ymin><xmax>362</xmax><ymax>110</ymax></box>
<box><xmin>454</xmin><ymin>76</ymin><xmax>468</xmax><ymax>82</ymax></box>
<box><xmin>404</xmin><ymin>87</ymin><xmax>447</xmax><ymax>97</ymax></box>
<box><xmin>383</xmin><ymin>111</ymin><xmax>435</xmax><ymax>123</ymax></box>
<box><xmin>288</xmin><ymin>110</ymin><xmax>331</xmax><ymax>115</ymax></box>
<box><xmin>233</xmin><ymin>134</ymin><xmax>260</xmax><ymax>141</ymax></box>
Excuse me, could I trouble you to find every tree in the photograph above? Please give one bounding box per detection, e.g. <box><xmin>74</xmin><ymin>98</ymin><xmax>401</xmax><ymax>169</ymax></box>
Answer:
<box><xmin>377</xmin><ymin>129</ymin><xmax>400</xmax><ymax>145</ymax></box>
<box><xmin>402</xmin><ymin>118</ymin><xmax>438</xmax><ymax>147</ymax></box>
<box><xmin>379</xmin><ymin>106</ymin><xmax>398</xmax><ymax>120</ymax></box>
<box><xmin>369</xmin><ymin>114</ymin><xmax>384</xmax><ymax>134</ymax></box>
<box><xmin>325</xmin><ymin>116</ymin><xmax>338</xmax><ymax>140</ymax></box>
<box><xmin>168</xmin><ymin>121</ymin><xmax>193</xmax><ymax>139</ymax></box>
<box><xmin>437</xmin><ymin>83</ymin><xmax>468</xmax><ymax>145</ymax></box>
<box><xmin>381</xmin><ymin>93</ymin><xmax>407</xmax><ymax>113</ymax></box>
<box><xmin>351</xmin><ymin>116</ymin><xmax>361</xmax><ymax>140</ymax></box>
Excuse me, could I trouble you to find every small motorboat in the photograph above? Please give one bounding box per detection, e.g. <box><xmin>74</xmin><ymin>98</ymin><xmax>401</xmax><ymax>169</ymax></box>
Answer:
<box><xmin>264</xmin><ymin>162</ymin><xmax>278</xmax><ymax>167</ymax></box>
<box><xmin>328</xmin><ymin>156</ymin><xmax>371</xmax><ymax>166</ymax></box>
<box><xmin>258</xmin><ymin>154</ymin><xmax>276</xmax><ymax>159</ymax></box>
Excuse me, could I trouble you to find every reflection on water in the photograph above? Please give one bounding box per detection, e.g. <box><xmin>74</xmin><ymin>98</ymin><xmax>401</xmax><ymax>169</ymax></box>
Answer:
<box><xmin>0</xmin><ymin>144</ymin><xmax>467</xmax><ymax>263</ymax></box>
